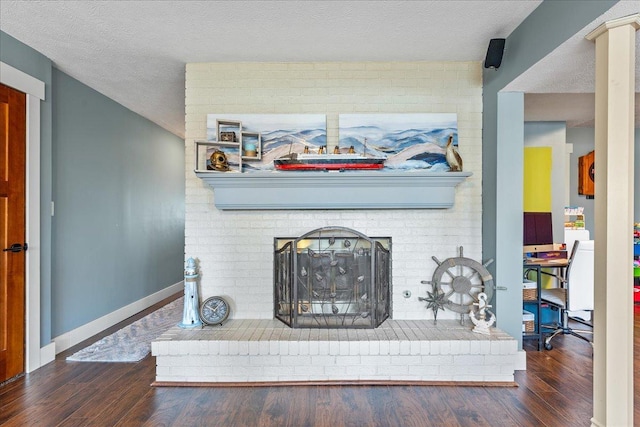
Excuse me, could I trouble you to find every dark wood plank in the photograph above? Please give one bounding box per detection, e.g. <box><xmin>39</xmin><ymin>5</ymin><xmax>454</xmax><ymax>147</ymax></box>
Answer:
<box><xmin>82</xmin><ymin>359</ymin><xmax>158</xmax><ymax>425</ymax></box>
<box><xmin>128</xmin><ymin>387</ymin><xmax>197</xmax><ymax>427</ymax></box>
<box><xmin>2</xmin><ymin>382</ymin><xmax>97</xmax><ymax>427</ymax></box>
<box><xmin>485</xmin><ymin>386</ymin><xmax>567</xmax><ymax>427</ymax></box>
<box><xmin>171</xmin><ymin>387</ymin><xmax>250</xmax><ymax>427</ymax></box>
<box><xmin>313</xmin><ymin>385</ymin><xmax>363</xmax><ymax>427</ymax></box>
<box><xmin>384</xmin><ymin>385</ymin><xmax>457</xmax><ymax>427</ymax></box>
<box><xmin>56</xmin><ymin>417</ymin><xmax>94</xmax><ymax>427</ymax></box>
<box><xmin>64</xmin><ymin>361</ymin><xmax>149</xmax><ymax>420</ymax></box>
<box><xmin>0</xmin><ymin>361</ymin><xmax>110</xmax><ymax>423</ymax></box>
<box><xmin>409</xmin><ymin>386</ymin><xmax>465</xmax><ymax>427</ymax></box>
<box><xmin>533</xmin><ymin>391</ymin><xmax>592</xmax><ymax>427</ymax></box>
<box><xmin>437</xmin><ymin>386</ymin><xmax>494</xmax><ymax>427</ymax></box>
<box><xmin>197</xmin><ymin>387</ymin><xmax>254</xmax><ymax>426</ymax></box>
<box><xmin>258</xmin><ymin>385</ymin><xmax>308</xmax><ymax>427</ymax></box>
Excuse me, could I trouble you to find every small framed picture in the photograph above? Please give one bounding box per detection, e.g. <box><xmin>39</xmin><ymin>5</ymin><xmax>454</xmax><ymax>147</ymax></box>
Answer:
<box><xmin>220</xmin><ymin>131</ymin><xmax>237</xmax><ymax>142</ymax></box>
<box><xmin>216</xmin><ymin>119</ymin><xmax>242</xmax><ymax>146</ymax></box>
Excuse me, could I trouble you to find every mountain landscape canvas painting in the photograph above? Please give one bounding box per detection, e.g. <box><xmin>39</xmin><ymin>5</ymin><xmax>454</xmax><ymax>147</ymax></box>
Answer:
<box><xmin>206</xmin><ymin>114</ymin><xmax>326</xmax><ymax>172</ymax></box>
<box><xmin>338</xmin><ymin>113</ymin><xmax>458</xmax><ymax>171</ymax></box>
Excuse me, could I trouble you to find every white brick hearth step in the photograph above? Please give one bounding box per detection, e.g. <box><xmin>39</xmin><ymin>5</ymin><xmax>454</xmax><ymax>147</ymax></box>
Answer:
<box><xmin>151</xmin><ymin>319</ymin><xmax>518</xmax><ymax>385</ymax></box>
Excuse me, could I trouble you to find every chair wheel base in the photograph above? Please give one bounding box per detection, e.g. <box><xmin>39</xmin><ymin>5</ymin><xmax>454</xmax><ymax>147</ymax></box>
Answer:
<box><xmin>544</xmin><ymin>342</ymin><xmax>553</xmax><ymax>350</ymax></box>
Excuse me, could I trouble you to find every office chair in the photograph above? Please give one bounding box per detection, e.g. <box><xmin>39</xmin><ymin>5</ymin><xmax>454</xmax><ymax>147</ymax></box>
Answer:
<box><xmin>540</xmin><ymin>240</ymin><xmax>594</xmax><ymax>350</ymax></box>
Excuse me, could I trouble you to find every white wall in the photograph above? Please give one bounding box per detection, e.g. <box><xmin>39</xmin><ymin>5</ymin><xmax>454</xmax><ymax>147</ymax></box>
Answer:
<box><xmin>185</xmin><ymin>61</ymin><xmax>483</xmax><ymax>321</ymax></box>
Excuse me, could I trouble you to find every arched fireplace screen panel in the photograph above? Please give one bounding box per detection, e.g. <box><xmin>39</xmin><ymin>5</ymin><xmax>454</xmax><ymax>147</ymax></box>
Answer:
<box><xmin>274</xmin><ymin>227</ymin><xmax>391</xmax><ymax>329</ymax></box>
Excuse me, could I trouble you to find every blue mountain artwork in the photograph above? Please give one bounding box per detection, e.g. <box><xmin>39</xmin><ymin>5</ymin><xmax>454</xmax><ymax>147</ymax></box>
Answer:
<box><xmin>339</xmin><ymin>125</ymin><xmax>456</xmax><ymax>171</ymax></box>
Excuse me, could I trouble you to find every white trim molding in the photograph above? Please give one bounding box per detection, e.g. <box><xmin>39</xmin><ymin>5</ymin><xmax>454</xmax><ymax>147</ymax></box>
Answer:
<box><xmin>53</xmin><ymin>281</ymin><xmax>183</xmax><ymax>353</ymax></box>
<box><xmin>0</xmin><ymin>61</ymin><xmax>45</xmax><ymax>372</ymax></box>
<box><xmin>25</xmin><ymin>95</ymin><xmax>45</xmax><ymax>371</ymax></box>
<box><xmin>0</xmin><ymin>62</ymin><xmax>45</xmax><ymax>100</ymax></box>
<box><xmin>585</xmin><ymin>13</ymin><xmax>640</xmax><ymax>41</ymax></box>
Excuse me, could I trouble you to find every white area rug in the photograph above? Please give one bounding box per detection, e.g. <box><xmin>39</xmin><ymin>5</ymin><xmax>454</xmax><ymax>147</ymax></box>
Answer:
<box><xmin>67</xmin><ymin>297</ymin><xmax>183</xmax><ymax>362</ymax></box>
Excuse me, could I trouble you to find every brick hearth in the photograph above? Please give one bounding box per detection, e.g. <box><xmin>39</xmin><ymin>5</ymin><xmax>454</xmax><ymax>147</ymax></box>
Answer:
<box><xmin>151</xmin><ymin>319</ymin><xmax>517</xmax><ymax>385</ymax></box>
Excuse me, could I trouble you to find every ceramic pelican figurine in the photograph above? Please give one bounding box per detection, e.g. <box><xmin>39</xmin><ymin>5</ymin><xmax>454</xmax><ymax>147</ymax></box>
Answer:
<box><xmin>445</xmin><ymin>134</ymin><xmax>463</xmax><ymax>172</ymax></box>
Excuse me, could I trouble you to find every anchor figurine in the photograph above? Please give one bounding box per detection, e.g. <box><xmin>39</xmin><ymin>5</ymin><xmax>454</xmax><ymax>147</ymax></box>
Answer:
<box><xmin>469</xmin><ymin>292</ymin><xmax>496</xmax><ymax>335</ymax></box>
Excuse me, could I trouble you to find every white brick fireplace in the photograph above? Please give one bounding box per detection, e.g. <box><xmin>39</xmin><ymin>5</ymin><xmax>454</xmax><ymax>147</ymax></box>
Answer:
<box><xmin>184</xmin><ymin>61</ymin><xmax>483</xmax><ymax>321</ymax></box>
<box><xmin>152</xmin><ymin>61</ymin><xmax>519</xmax><ymax>385</ymax></box>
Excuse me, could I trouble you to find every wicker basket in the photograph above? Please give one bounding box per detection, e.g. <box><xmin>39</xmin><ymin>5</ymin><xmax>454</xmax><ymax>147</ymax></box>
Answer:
<box><xmin>522</xmin><ymin>310</ymin><xmax>535</xmax><ymax>333</ymax></box>
<box><xmin>523</xmin><ymin>288</ymin><xmax>537</xmax><ymax>301</ymax></box>
<box><xmin>523</xmin><ymin>319</ymin><xmax>535</xmax><ymax>333</ymax></box>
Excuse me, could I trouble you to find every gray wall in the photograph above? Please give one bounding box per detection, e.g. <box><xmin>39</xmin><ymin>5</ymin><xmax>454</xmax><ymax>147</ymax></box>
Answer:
<box><xmin>51</xmin><ymin>69</ymin><xmax>185</xmax><ymax>336</ymax></box>
<box><xmin>482</xmin><ymin>0</ymin><xmax>618</xmax><ymax>345</ymax></box>
<box><xmin>1</xmin><ymin>30</ymin><xmax>54</xmax><ymax>345</ymax></box>
<box><xmin>1</xmin><ymin>29</ymin><xmax>185</xmax><ymax>343</ymax></box>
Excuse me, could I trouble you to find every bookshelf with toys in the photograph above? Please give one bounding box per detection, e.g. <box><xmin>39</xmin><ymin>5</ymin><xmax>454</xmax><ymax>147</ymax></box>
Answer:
<box><xmin>564</xmin><ymin>207</ymin><xmax>590</xmax><ymax>255</ymax></box>
<box><xmin>564</xmin><ymin>206</ymin><xmax>585</xmax><ymax>230</ymax></box>
<box><xmin>634</xmin><ymin>223</ymin><xmax>640</xmax><ymax>302</ymax></box>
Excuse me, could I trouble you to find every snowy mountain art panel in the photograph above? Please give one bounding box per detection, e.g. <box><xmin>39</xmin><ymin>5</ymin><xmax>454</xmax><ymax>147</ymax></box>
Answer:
<box><xmin>206</xmin><ymin>114</ymin><xmax>327</xmax><ymax>172</ymax></box>
<box><xmin>338</xmin><ymin>113</ymin><xmax>458</xmax><ymax>171</ymax></box>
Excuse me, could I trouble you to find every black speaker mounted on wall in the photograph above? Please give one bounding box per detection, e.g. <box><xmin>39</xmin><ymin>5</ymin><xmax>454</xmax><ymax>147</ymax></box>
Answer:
<box><xmin>484</xmin><ymin>38</ymin><xmax>506</xmax><ymax>69</ymax></box>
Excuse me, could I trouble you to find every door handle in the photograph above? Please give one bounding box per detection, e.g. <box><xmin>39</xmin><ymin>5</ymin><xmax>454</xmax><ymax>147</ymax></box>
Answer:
<box><xmin>2</xmin><ymin>243</ymin><xmax>28</xmax><ymax>253</ymax></box>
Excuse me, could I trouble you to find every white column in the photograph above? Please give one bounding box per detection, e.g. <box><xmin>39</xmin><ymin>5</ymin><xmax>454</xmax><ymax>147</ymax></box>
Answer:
<box><xmin>586</xmin><ymin>14</ymin><xmax>640</xmax><ymax>427</ymax></box>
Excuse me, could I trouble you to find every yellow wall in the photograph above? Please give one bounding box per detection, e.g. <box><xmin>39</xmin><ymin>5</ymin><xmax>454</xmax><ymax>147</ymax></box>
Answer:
<box><xmin>523</xmin><ymin>146</ymin><xmax>552</xmax><ymax>212</ymax></box>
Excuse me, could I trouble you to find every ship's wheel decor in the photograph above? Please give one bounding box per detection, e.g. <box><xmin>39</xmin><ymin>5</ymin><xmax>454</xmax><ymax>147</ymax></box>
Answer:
<box><xmin>421</xmin><ymin>247</ymin><xmax>494</xmax><ymax>321</ymax></box>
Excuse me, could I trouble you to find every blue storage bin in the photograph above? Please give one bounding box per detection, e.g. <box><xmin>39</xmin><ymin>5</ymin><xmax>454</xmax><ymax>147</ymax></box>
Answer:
<box><xmin>522</xmin><ymin>302</ymin><xmax>559</xmax><ymax>325</ymax></box>
<box><xmin>540</xmin><ymin>305</ymin><xmax>559</xmax><ymax>324</ymax></box>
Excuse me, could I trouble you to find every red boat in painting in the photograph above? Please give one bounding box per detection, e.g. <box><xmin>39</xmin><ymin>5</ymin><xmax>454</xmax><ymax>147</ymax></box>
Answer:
<box><xmin>275</xmin><ymin>142</ymin><xmax>386</xmax><ymax>171</ymax></box>
<box><xmin>274</xmin><ymin>153</ymin><xmax>386</xmax><ymax>171</ymax></box>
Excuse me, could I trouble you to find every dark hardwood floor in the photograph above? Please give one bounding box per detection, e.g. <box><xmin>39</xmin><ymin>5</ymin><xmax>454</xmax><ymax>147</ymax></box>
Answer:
<box><xmin>1</xmin><ymin>297</ymin><xmax>638</xmax><ymax>426</ymax></box>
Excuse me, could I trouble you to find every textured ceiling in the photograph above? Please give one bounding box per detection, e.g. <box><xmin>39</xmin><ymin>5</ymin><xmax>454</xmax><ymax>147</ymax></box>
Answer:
<box><xmin>1</xmin><ymin>1</ymin><xmax>636</xmax><ymax>136</ymax></box>
<box><xmin>507</xmin><ymin>1</ymin><xmax>640</xmax><ymax>94</ymax></box>
<box><xmin>509</xmin><ymin>1</ymin><xmax>640</xmax><ymax>127</ymax></box>
<box><xmin>0</xmin><ymin>0</ymin><xmax>541</xmax><ymax>137</ymax></box>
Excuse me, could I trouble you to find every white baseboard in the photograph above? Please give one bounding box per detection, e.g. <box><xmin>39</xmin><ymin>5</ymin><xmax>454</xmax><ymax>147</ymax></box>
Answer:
<box><xmin>36</xmin><ymin>343</ymin><xmax>56</xmax><ymax>371</ymax></box>
<box><xmin>26</xmin><ymin>342</ymin><xmax>56</xmax><ymax>373</ymax></box>
<box><xmin>53</xmin><ymin>281</ymin><xmax>183</xmax><ymax>354</ymax></box>
<box><xmin>514</xmin><ymin>349</ymin><xmax>527</xmax><ymax>371</ymax></box>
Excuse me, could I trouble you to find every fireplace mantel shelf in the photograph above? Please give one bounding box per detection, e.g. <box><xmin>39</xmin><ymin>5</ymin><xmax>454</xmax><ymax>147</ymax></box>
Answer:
<box><xmin>196</xmin><ymin>170</ymin><xmax>472</xmax><ymax>210</ymax></box>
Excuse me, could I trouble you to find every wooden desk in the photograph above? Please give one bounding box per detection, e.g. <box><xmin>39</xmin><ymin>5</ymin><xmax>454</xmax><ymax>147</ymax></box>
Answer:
<box><xmin>524</xmin><ymin>258</ymin><xmax>568</xmax><ymax>285</ymax></box>
<box><xmin>524</xmin><ymin>258</ymin><xmax>568</xmax><ymax>268</ymax></box>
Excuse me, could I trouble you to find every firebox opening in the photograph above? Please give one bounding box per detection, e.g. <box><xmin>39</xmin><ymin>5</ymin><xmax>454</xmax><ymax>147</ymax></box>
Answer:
<box><xmin>274</xmin><ymin>227</ymin><xmax>391</xmax><ymax>329</ymax></box>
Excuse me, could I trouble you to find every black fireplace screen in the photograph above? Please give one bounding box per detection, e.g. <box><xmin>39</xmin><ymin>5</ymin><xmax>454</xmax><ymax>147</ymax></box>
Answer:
<box><xmin>274</xmin><ymin>227</ymin><xmax>391</xmax><ymax>328</ymax></box>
